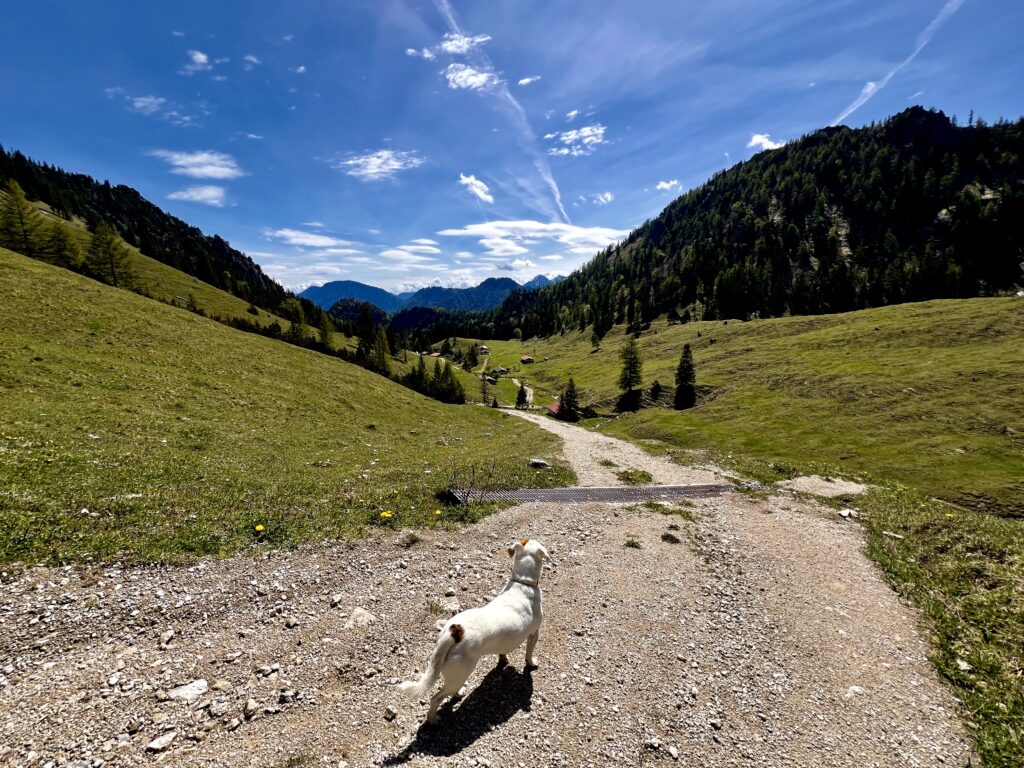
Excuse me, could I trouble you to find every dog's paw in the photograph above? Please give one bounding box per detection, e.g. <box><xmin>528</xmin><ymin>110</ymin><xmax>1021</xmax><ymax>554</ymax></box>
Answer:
<box><xmin>524</xmin><ymin>659</ymin><xmax>539</xmax><ymax>670</ymax></box>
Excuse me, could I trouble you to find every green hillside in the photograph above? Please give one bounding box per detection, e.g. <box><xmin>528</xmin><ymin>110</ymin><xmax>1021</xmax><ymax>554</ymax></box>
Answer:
<box><xmin>0</xmin><ymin>248</ymin><xmax>572</xmax><ymax>564</ymax></box>
<box><xmin>471</xmin><ymin>297</ymin><xmax>1024</xmax><ymax>516</ymax></box>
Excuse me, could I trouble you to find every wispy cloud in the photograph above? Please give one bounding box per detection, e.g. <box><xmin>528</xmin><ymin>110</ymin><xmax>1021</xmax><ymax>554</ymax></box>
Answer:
<box><xmin>832</xmin><ymin>0</ymin><xmax>967</xmax><ymax>125</ymax></box>
<box><xmin>243</xmin><ymin>54</ymin><xmax>261</xmax><ymax>71</ymax></box>
<box><xmin>265</xmin><ymin>228</ymin><xmax>354</xmax><ymax>248</ymax></box>
<box><xmin>656</xmin><ymin>179</ymin><xmax>680</xmax><ymax>191</ymax></box>
<box><xmin>546</xmin><ymin>124</ymin><xmax>607</xmax><ymax>156</ymax></box>
<box><xmin>167</xmin><ymin>185</ymin><xmax>226</xmax><ymax>207</ymax></box>
<box><xmin>566</xmin><ymin>109</ymin><xmax>580</xmax><ymax>121</ymax></box>
<box><xmin>291</xmin><ymin>65</ymin><xmax>306</xmax><ymax>74</ymax></box>
<box><xmin>105</xmin><ymin>88</ymin><xmax>197</xmax><ymax>126</ymax></box>
<box><xmin>430</xmin><ymin>0</ymin><xmax>568</xmax><ymax>223</ymax></box>
<box><xmin>405</xmin><ymin>47</ymin><xmax>436</xmax><ymax>60</ymax></box>
<box><xmin>150</xmin><ymin>150</ymin><xmax>244</xmax><ymax>179</ymax></box>
<box><xmin>331</xmin><ymin>149</ymin><xmax>425</xmax><ymax>181</ymax></box>
<box><xmin>444</xmin><ymin>63</ymin><xmax>500</xmax><ymax>91</ymax></box>
<box><xmin>411</xmin><ymin>238</ymin><xmax>439</xmax><ymax>245</ymax></box>
<box><xmin>459</xmin><ymin>173</ymin><xmax>494</xmax><ymax>203</ymax></box>
<box><xmin>592</xmin><ymin>191</ymin><xmax>614</xmax><ymax>205</ymax></box>
<box><xmin>518</xmin><ymin>75</ymin><xmax>541</xmax><ymax>86</ymax></box>
<box><xmin>438</xmin><ymin>220</ymin><xmax>628</xmax><ymax>256</ymax></box>
<box><xmin>439</xmin><ymin>32</ymin><xmax>491</xmax><ymax>54</ymax></box>
<box><xmin>747</xmin><ymin>133</ymin><xmax>785</xmax><ymax>151</ymax></box>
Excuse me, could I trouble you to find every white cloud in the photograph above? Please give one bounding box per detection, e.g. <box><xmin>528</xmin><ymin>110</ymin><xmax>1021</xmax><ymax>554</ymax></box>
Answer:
<box><xmin>546</xmin><ymin>124</ymin><xmax>607</xmax><ymax>156</ymax></box>
<box><xmin>518</xmin><ymin>75</ymin><xmax>541</xmax><ymax>86</ymax></box>
<box><xmin>439</xmin><ymin>32</ymin><xmax>491</xmax><ymax>54</ymax></box>
<box><xmin>245</xmin><ymin>133</ymin><xmax>264</xmax><ymax>140</ymax></box>
<box><xmin>171</xmin><ymin>30</ymin><xmax>185</xmax><ymax>38</ymax></box>
<box><xmin>301</xmin><ymin>221</ymin><xmax>325</xmax><ymax>228</ymax></box>
<box><xmin>398</xmin><ymin>244</ymin><xmax>442</xmax><ymax>254</ymax></box>
<box><xmin>405</xmin><ymin>47</ymin><xmax>436</xmax><ymax>60</ymax></box>
<box><xmin>832</xmin><ymin>0</ymin><xmax>966</xmax><ymax>125</ymax></box>
<box><xmin>411</xmin><ymin>238</ymin><xmax>438</xmax><ymax>245</ymax></box>
<box><xmin>180</xmin><ymin>50</ymin><xmax>212</xmax><ymax>75</ymax></box>
<box><xmin>291</xmin><ymin>65</ymin><xmax>306</xmax><ymax>74</ymax></box>
<box><xmin>539</xmin><ymin>255</ymin><xmax>563</xmax><ymax>261</ymax></box>
<box><xmin>332</xmin><ymin>149</ymin><xmax>425</xmax><ymax>181</ymax></box>
<box><xmin>566</xmin><ymin>109</ymin><xmax>580</xmax><ymax>121</ymax></box>
<box><xmin>593</xmin><ymin>191</ymin><xmax>614</xmax><ymax>206</ymax></box>
<box><xmin>908</xmin><ymin>90</ymin><xmax>925</xmax><ymax>99</ymax></box>
<box><xmin>129</xmin><ymin>95</ymin><xmax>166</xmax><ymax>115</ymax></box>
<box><xmin>438</xmin><ymin>220</ymin><xmax>628</xmax><ymax>257</ymax></box>
<box><xmin>167</xmin><ymin>185</ymin><xmax>226</xmax><ymax>207</ymax></box>
<box><xmin>243</xmin><ymin>54</ymin><xmax>261</xmax><ymax>71</ymax></box>
<box><xmin>444</xmin><ymin>63</ymin><xmax>500</xmax><ymax>91</ymax></box>
<box><xmin>747</xmin><ymin>133</ymin><xmax>785</xmax><ymax>151</ymax></box>
<box><xmin>432</xmin><ymin>0</ymin><xmax>567</xmax><ymax>222</ymax></box>
<box><xmin>106</xmin><ymin>89</ymin><xmax>196</xmax><ymax>126</ymax></box>
<box><xmin>480</xmin><ymin>237</ymin><xmax>529</xmax><ymax>257</ymax></box>
<box><xmin>265</xmin><ymin>228</ymin><xmax>354</xmax><ymax>248</ymax></box>
<box><xmin>150</xmin><ymin>150</ymin><xmax>244</xmax><ymax>179</ymax></box>
<box><xmin>458</xmin><ymin>173</ymin><xmax>494</xmax><ymax>204</ymax></box>
<box><xmin>656</xmin><ymin>179</ymin><xmax>680</xmax><ymax>191</ymax></box>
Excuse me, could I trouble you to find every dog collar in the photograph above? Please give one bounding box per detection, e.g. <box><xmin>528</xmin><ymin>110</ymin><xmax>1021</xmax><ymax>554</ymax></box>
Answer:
<box><xmin>510</xmin><ymin>576</ymin><xmax>539</xmax><ymax>588</ymax></box>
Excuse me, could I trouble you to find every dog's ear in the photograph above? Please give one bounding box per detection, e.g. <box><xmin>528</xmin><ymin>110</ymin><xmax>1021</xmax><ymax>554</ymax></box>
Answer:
<box><xmin>507</xmin><ymin>538</ymin><xmax>525</xmax><ymax>557</ymax></box>
<box><xmin>506</xmin><ymin>545</ymin><xmax>516</xmax><ymax>557</ymax></box>
<box><xmin>537</xmin><ymin>544</ymin><xmax>550</xmax><ymax>561</ymax></box>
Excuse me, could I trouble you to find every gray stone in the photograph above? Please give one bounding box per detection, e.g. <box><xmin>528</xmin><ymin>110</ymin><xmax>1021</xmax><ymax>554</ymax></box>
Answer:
<box><xmin>145</xmin><ymin>732</ymin><xmax>176</xmax><ymax>752</ymax></box>
<box><xmin>167</xmin><ymin>679</ymin><xmax>208</xmax><ymax>703</ymax></box>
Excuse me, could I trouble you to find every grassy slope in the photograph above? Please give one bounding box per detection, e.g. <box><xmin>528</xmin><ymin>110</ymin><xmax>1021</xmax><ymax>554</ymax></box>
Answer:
<box><xmin>472</xmin><ymin>298</ymin><xmax>1024</xmax><ymax>515</ymax></box>
<box><xmin>0</xmin><ymin>248</ymin><xmax>572</xmax><ymax>564</ymax></box>
<box><xmin>28</xmin><ymin>200</ymin><xmax>336</xmax><ymax>339</ymax></box>
<box><xmin>472</xmin><ymin>299</ymin><xmax>1024</xmax><ymax>766</ymax></box>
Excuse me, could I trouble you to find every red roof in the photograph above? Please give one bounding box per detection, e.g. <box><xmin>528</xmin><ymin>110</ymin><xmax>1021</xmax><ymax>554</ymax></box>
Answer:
<box><xmin>520</xmin><ymin>355</ymin><xmax>534</xmax><ymax>363</ymax></box>
<box><xmin>430</xmin><ymin>352</ymin><xmax>442</xmax><ymax>357</ymax></box>
<box><xmin>546</xmin><ymin>402</ymin><xmax>560</xmax><ymax>414</ymax></box>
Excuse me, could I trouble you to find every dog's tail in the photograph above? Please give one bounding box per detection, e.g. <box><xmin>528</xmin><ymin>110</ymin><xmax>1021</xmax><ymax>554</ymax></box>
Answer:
<box><xmin>399</xmin><ymin>623</ymin><xmax>465</xmax><ymax>699</ymax></box>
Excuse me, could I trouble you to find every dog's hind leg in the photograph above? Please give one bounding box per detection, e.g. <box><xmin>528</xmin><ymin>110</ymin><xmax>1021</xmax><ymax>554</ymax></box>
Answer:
<box><xmin>524</xmin><ymin>630</ymin><xmax>539</xmax><ymax>669</ymax></box>
<box><xmin>496</xmin><ymin>654</ymin><xmax>508</xmax><ymax>668</ymax></box>
<box><xmin>426</xmin><ymin>657</ymin><xmax>477</xmax><ymax>723</ymax></box>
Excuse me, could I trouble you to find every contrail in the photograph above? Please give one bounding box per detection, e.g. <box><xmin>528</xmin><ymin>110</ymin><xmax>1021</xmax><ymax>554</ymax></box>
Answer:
<box><xmin>434</xmin><ymin>0</ymin><xmax>570</xmax><ymax>223</ymax></box>
<box><xmin>831</xmin><ymin>0</ymin><xmax>967</xmax><ymax>126</ymax></box>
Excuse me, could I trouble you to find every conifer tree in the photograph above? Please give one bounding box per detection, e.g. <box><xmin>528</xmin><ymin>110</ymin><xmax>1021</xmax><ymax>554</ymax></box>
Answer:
<box><xmin>86</xmin><ymin>220</ymin><xmax>133</xmax><ymax>288</ymax></box>
<box><xmin>319</xmin><ymin>314</ymin><xmax>334</xmax><ymax>349</ymax></box>
<box><xmin>516</xmin><ymin>382</ymin><xmax>528</xmax><ymax>409</ymax></box>
<box><xmin>618</xmin><ymin>338</ymin><xmax>643</xmax><ymax>393</ymax></box>
<box><xmin>45</xmin><ymin>221</ymin><xmax>82</xmax><ymax>269</ymax></box>
<box><xmin>0</xmin><ymin>180</ymin><xmax>43</xmax><ymax>258</ymax></box>
<box><xmin>559</xmin><ymin>378</ymin><xmax>580</xmax><ymax>422</ymax></box>
<box><xmin>674</xmin><ymin>344</ymin><xmax>696</xmax><ymax>409</ymax></box>
<box><xmin>370</xmin><ymin>326</ymin><xmax>391</xmax><ymax>374</ymax></box>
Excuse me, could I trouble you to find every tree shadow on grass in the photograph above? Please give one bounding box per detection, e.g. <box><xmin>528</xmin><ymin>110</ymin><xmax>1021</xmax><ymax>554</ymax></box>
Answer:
<box><xmin>383</xmin><ymin>664</ymin><xmax>534</xmax><ymax>764</ymax></box>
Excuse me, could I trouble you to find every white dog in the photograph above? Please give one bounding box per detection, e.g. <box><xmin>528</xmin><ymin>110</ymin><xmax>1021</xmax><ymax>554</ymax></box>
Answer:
<box><xmin>400</xmin><ymin>537</ymin><xmax>549</xmax><ymax>723</ymax></box>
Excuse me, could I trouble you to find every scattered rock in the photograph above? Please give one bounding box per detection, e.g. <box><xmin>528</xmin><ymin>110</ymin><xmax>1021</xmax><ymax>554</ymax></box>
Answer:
<box><xmin>344</xmin><ymin>607</ymin><xmax>377</xmax><ymax>630</ymax></box>
<box><xmin>845</xmin><ymin>685</ymin><xmax>866</xmax><ymax>697</ymax></box>
<box><xmin>331</xmin><ymin>593</ymin><xmax>344</xmax><ymax>607</ymax></box>
<box><xmin>384</xmin><ymin>705</ymin><xmax>398</xmax><ymax>721</ymax></box>
<box><xmin>158</xmin><ymin>629</ymin><xmax>175</xmax><ymax>647</ymax></box>
<box><xmin>528</xmin><ymin>457</ymin><xmax>550</xmax><ymax>468</ymax></box>
<box><xmin>167</xmin><ymin>679</ymin><xmax>208</xmax><ymax>703</ymax></box>
<box><xmin>284</xmin><ymin>616</ymin><xmax>299</xmax><ymax>629</ymax></box>
<box><xmin>209</xmin><ymin>697</ymin><xmax>230</xmax><ymax>717</ymax></box>
<box><xmin>956</xmin><ymin>659</ymin><xmax>973</xmax><ymax>672</ymax></box>
<box><xmin>243</xmin><ymin>698</ymin><xmax>259</xmax><ymax>719</ymax></box>
<box><xmin>145</xmin><ymin>732</ymin><xmax>176</xmax><ymax>752</ymax></box>
<box><xmin>278</xmin><ymin>689</ymin><xmax>296</xmax><ymax>704</ymax></box>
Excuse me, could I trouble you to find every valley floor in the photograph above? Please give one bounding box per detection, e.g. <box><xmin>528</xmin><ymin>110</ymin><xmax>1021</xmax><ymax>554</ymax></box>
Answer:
<box><xmin>0</xmin><ymin>416</ymin><xmax>974</xmax><ymax>767</ymax></box>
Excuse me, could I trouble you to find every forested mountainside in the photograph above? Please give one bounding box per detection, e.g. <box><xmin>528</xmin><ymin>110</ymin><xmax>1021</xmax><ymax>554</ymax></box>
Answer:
<box><xmin>0</xmin><ymin>146</ymin><xmax>285</xmax><ymax>310</ymax></box>
<box><xmin>454</xmin><ymin>107</ymin><xmax>1022</xmax><ymax>341</ymax></box>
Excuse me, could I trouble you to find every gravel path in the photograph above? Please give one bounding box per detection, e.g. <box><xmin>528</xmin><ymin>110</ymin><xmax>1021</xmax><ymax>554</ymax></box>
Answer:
<box><xmin>0</xmin><ymin>417</ymin><xmax>975</xmax><ymax>767</ymax></box>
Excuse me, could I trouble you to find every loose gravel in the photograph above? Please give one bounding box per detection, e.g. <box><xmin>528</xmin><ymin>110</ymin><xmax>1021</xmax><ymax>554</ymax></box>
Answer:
<box><xmin>0</xmin><ymin>417</ymin><xmax>974</xmax><ymax>767</ymax></box>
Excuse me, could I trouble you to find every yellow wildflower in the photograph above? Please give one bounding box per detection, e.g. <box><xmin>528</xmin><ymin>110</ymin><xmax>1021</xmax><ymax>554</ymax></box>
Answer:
<box><xmin>434</xmin><ymin>509</ymin><xmax>442</xmax><ymax>517</ymax></box>
<box><xmin>255</xmin><ymin>524</ymin><xmax>265</xmax><ymax>532</ymax></box>
<box><xmin>380</xmin><ymin>510</ymin><xmax>393</xmax><ymax>519</ymax></box>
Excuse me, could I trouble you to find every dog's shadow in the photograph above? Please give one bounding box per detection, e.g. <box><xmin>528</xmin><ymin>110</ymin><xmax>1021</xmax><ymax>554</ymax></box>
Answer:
<box><xmin>384</xmin><ymin>664</ymin><xmax>534</xmax><ymax>764</ymax></box>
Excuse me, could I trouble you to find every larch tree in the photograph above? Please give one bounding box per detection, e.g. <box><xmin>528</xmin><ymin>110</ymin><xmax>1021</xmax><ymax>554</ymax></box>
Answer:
<box><xmin>618</xmin><ymin>337</ymin><xmax>643</xmax><ymax>393</ymax></box>
<box><xmin>0</xmin><ymin>179</ymin><xmax>43</xmax><ymax>259</ymax></box>
<box><xmin>45</xmin><ymin>220</ymin><xmax>83</xmax><ymax>269</ymax></box>
<box><xmin>86</xmin><ymin>220</ymin><xmax>133</xmax><ymax>288</ymax></box>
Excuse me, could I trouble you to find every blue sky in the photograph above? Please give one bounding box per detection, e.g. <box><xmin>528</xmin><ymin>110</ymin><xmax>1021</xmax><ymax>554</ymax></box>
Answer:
<box><xmin>2</xmin><ymin>1</ymin><xmax>1021</xmax><ymax>292</ymax></box>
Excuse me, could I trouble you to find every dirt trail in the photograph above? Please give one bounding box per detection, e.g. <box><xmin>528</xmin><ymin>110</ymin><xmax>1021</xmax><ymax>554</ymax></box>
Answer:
<box><xmin>0</xmin><ymin>419</ymin><xmax>974</xmax><ymax>767</ymax></box>
<box><xmin>508</xmin><ymin>378</ymin><xmax>534</xmax><ymax>406</ymax></box>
